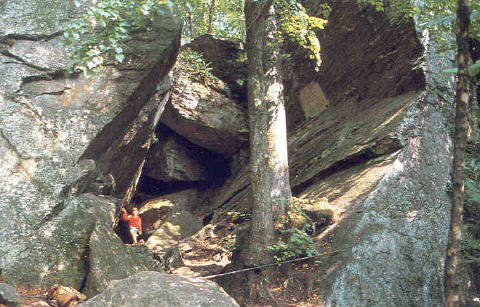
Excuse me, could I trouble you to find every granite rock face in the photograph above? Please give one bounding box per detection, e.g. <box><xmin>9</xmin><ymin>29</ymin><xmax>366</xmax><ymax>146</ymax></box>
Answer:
<box><xmin>82</xmin><ymin>196</ymin><xmax>163</xmax><ymax>297</ymax></box>
<box><xmin>79</xmin><ymin>271</ymin><xmax>239</xmax><ymax>307</ymax></box>
<box><xmin>0</xmin><ymin>0</ymin><xmax>181</xmax><ymax>289</ymax></box>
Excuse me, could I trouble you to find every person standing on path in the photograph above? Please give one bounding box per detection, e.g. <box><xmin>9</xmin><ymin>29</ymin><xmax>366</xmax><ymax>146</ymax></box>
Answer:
<box><xmin>121</xmin><ymin>207</ymin><xmax>142</xmax><ymax>244</ymax></box>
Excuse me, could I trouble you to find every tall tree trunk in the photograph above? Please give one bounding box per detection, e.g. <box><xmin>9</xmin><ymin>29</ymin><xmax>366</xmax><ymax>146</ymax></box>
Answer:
<box><xmin>207</xmin><ymin>0</ymin><xmax>216</xmax><ymax>33</ymax></box>
<box><xmin>243</xmin><ymin>0</ymin><xmax>291</xmax><ymax>268</ymax></box>
<box><xmin>186</xmin><ymin>8</ymin><xmax>194</xmax><ymax>39</ymax></box>
<box><xmin>445</xmin><ymin>0</ymin><xmax>470</xmax><ymax>306</ymax></box>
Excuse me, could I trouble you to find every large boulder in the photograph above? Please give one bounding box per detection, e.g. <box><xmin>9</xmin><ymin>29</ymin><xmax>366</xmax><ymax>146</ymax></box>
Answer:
<box><xmin>0</xmin><ymin>0</ymin><xmax>181</xmax><ymax>289</ymax></box>
<box><xmin>144</xmin><ymin>124</ymin><xmax>231</xmax><ymax>183</ymax></box>
<box><xmin>145</xmin><ymin>135</ymin><xmax>209</xmax><ymax>182</ymax></box>
<box><xmin>0</xmin><ymin>194</ymin><xmax>162</xmax><ymax>296</ymax></box>
<box><xmin>146</xmin><ymin>210</ymin><xmax>203</xmax><ymax>252</ymax></box>
<box><xmin>79</xmin><ymin>271</ymin><xmax>239</xmax><ymax>307</ymax></box>
<box><xmin>187</xmin><ymin>34</ymin><xmax>248</xmax><ymax>102</ymax></box>
<box><xmin>160</xmin><ymin>50</ymin><xmax>248</xmax><ymax>156</ymax></box>
<box><xmin>138</xmin><ymin>190</ymin><xmax>204</xmax><ymax>252</ymax></box>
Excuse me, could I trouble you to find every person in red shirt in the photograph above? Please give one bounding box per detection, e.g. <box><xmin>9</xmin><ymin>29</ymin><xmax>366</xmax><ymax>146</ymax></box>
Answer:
<box><xmin>121</xmin><ymin>207</ymin><xmax>142</xmax><ymax>244</ymax></box>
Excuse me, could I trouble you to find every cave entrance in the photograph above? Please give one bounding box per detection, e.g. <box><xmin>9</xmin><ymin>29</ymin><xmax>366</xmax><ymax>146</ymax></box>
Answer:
<box><xmin>116</xmin><ymin>124</ymin><xmax>231</xmax><ymax>244</ymax></box>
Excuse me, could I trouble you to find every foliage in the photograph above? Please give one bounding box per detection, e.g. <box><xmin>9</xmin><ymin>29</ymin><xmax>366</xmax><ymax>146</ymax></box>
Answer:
<box><xmin>64</xmin><ymin>0</ymin><xmax>174</xmax><ymax>74</ymax></box>
<box><xmin>276</xmin><ymin>0</ymin><xmax>327</xmax><ymax>69</ymax></box>
<box><xmin>177</xmin><ymin>48</ymin><xmax>224</xmax><ymax>87</ymax></box>
<box><xmin>174</xmin><ymin>0</ymin><xmax>245</xmax><ymax>40</ymax></box>
<box><xmin>220</xmin><ymin>236</ymin><xmax>238</xmax><ymax>252</ymax></box>
<box><xmin>416</xmin><ymin>0</ymin><xmax>479</xmax><ymax>51</ymax></box>
<box><xmin>360</xmin><ymin>0</ymin><xmax>415</xmax><ymax>17</ymax></box>
<box><xmin>361</xmin><ymin>0</ymin><xmax>479</xmax><ymax>53</ymax></box>
<box><xmin>268</xmin><ymin>205</ymin><xmax>316</xmax><ymax>262</ymax></box>
<box><xmin>462</xmin><ymin>235</ymin><xmax>480</xmax><ymax>264</ymax></box>
<box><xmin>150</xmin><ymin>132</ymin><xmax>159</xmax><ymax>144</ymax></box>
<box><xmin>226</xmin><ymin>211</ymin><xmax>251</xmax><ymax>223</ymax></box>
<box><xmin>267</xmin><ymin>227</ymin><xmax>315</xmax><ymax>262</ymax></box>
<box><xmin>462</xmin><ymin>129</ymin><xmax>480</xmax><ymax>264</ymax></box>
<box><xmin>442</xmin><ymin>61</ymin><xmax>480</xmax><ymax>77</ymax></box>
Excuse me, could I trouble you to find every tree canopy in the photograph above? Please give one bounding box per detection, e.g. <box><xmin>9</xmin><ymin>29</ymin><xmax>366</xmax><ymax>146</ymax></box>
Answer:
<box><xmin>64</xmin><ymin>0</ymin><xmax>328</xmax><ymax>73</ymax></box>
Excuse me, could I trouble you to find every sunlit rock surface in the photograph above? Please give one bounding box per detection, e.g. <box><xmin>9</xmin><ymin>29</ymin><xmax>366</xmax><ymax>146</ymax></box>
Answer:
<box><xmin>0</xmin><ymin>0</ymin><xmax>181</xmax><ymax>288</ymax></box>
<box><xmin>80</xmin><ymin>271</ymin><xmax>238</xmax><ymax>307</ymax></box>
<box><xmin>139</xmin><ymin>191</ymin><xmax>203</xmax><ymax>252</ymax></box>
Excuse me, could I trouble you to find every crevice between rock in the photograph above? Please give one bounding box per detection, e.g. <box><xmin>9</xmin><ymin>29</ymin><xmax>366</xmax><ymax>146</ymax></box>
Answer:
<box><xmin>0</xmin><ymin>31</ymin><xmax>63</xmax><ymax>42</ymax></box>
<box><xmin>0</xmin><ymin>49</ymin><xmax>60</xmax><ymax>73</ymax></box>
<box><xmin>292</xmin><ymin>137</ymin><xmax>403</xmax><ymax>195</ymax></box>
<box><xmin>79</xmin><ymin>243</ymin><xmax>91</xmax><ymax>293</ymax></box>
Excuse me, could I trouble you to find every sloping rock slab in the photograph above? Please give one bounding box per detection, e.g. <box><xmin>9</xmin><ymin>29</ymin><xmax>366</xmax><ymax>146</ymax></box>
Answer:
<box><xmin>80</xmin><ymin>271</ymin><xmax>238</xmax><ymax>307</ymax></box>
<box><xmin>208</xmin><ymin>3</ymin><xmax>454</xmax><ymax>305</ymax></box>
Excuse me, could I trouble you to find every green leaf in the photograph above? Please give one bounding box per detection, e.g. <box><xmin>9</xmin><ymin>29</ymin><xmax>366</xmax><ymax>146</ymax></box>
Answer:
<box><xmin>115</xmin><ymin>53</ymin><xmax>125</xmax><ymax>62</ymax></box>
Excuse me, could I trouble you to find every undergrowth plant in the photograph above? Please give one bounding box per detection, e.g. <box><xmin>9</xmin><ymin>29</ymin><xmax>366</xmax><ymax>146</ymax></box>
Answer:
<box><xmin>64</xmin><ymin>0</ymin><xmax>174</xmax><ymax>74</ymax></box>
<box><xmin>275</xmin><ymin>0</ymin><xmax>328</xmax><ymax>70</ymax></box>
<box><xmin>221</xmin><ymin>236</ymin><xmax>238</xmax><ymax>252</ymax></box>
<box><xmin>176</xmin><ymin>48</ymin><xmax>221</xmax><ymax>87</ymax></box>
<box><xmin>267</xmin><ymin>227</ymin><xmax>315</xmax><ymax>262</ymax></box>
<box><xmin>463</xmin><ymin>128</ymin><xmax>480</xmax><ymax>265</ymax></box>
<box><xmin>268</xmin><ymin>204</ymin><xmax>316</xmax><ymax>262</ymax></box>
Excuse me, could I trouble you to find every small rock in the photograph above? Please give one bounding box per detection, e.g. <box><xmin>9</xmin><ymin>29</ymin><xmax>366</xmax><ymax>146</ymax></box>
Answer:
<box><xmin>0</xmin><ymin>283</ymin><xmax>20</xmax><ymax>307</ymax></box>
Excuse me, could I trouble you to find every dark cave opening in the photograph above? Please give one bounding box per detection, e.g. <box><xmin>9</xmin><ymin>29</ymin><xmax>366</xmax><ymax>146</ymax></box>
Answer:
<box><xmin>115</xmin><ymin>124</ymin><xmax>232</xmax><ymax>244</ymax></box>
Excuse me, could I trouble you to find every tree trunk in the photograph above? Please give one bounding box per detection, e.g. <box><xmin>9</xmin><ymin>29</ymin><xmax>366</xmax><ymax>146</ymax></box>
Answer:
<box><xmin>243</xmin><ymin>0</ymin><xmax>291</xmax><ymax>268</ymax></box>
<box><xmin>445</xmin><ymin>0</ymin><xmax>470</xmax><ymax>306</ymax></box>
<box><xmin>207</xmin><ymin>0</ymin><xmax>216</xmax><ymax>33</ymax></box>
<box><xmin>240</xmin><ymin>0</ymin><xmax>292</xmax><ymax>301</ymax></box>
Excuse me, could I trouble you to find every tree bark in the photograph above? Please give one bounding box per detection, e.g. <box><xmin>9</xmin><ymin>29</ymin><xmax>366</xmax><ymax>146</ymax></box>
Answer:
<box><xmin>445</xmin><ymin>1</ymin><xmax>470</xmax><ymax>306</ymax></box>
<box><xmin>243</xmin><ymin>0</ymin><xmax>291</xmax><ymax>268</ymax></box>
<box><xmin>207</xmin><ymin>0</ymin><xmax>216</xmax><ymax>33</ymax></box>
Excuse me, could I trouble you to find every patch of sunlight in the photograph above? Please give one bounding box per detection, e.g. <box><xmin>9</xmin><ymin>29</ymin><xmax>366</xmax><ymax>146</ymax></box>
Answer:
<box><xmin>41</xmin><ymin>265</ymin><xmax>50</xmax><ymax>277</ymax></box>
<box><xmin>20</xmin><ymin>158</ymin><xmax>37</xmax><ymax>174</ymax></box>
<box><xmin>42</xmin><ymin>228</ymin><xmax>54</xmax><ymax>238</ymax></box>
<box><xmin>392</xmin><ymin>159</ymin><xmax>404</xmax><ymax>174</ymax></box>
<box><xmin>301</xmin><ymin>155</ymin><xmax>399</xmax><ymax>242</ymax></box>
<box><xmin>268</xmin><ymin>103</ymin><xmax>289</xmax><ymax>171</ymax></box>
<box><xmin>373</xmin><ymin>106</ymin><xmax>407</xmax><ymax>132</ymax></box>
<box><xmin>406</xmin><ymin>210</ymin><xmax>417</xmax><ymax>222</ymax></box>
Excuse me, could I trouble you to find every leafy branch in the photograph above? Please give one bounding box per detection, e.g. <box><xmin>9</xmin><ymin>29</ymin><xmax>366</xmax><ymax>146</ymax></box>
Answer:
<box><xmin>64</xmin><ymin>0</ymin><xmax>173</xmax><ymax>74</ymax></box>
